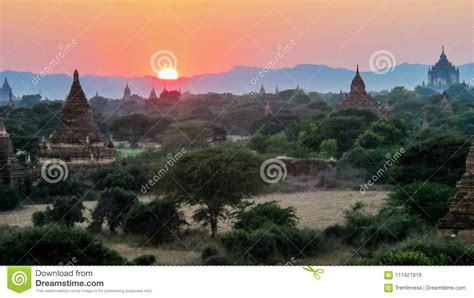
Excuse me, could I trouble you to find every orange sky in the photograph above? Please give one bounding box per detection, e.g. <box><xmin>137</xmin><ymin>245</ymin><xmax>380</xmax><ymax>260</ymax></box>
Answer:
<box><xmin>0</xmin><ymin>0</ymin><xmax>473</xmax><ymax>77</ymax></box>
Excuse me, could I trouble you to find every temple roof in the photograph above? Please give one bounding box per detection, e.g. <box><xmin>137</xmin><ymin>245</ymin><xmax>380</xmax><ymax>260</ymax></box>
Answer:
<box><xmin>337</xmin><ymin>65</ymin><xmax>383</xmax><ymax>116</ymax></box>
<box><xmin>1</xmin><ymin>78</ymin><xmax>12</xmax><ymax>92</ymax></box>
<box><xmin>149</xmin><ymin>87</ymin><xmax>158</xmax><ymax>99</ymax></box>
<box><xmin>49</xmin><ymin>70</ymin><xmax>102</xmax><ymax>144</ymax></box>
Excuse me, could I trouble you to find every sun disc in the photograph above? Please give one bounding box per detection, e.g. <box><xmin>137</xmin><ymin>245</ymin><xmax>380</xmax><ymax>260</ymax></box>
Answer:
<box><xmin>158</xmin><ymin>68</ymin><xmax>179</xmax><ymax>80</ymax></box>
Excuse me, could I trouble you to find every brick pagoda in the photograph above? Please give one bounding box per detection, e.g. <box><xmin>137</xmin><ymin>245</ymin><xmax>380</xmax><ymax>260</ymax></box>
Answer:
<box><xmin>39</xmin><ymin>70</ymin><xmax>116</xmax><ymax>171</ymax></box>
<box><xmin>438</xmin><ymin>141</ymin><xmax>474</xmax><ymax>241</ymax></box>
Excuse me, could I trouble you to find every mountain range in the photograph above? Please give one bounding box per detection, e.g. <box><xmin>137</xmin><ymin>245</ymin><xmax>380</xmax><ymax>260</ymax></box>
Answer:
<box><xmin>1</xmin><ymin>63</ymin><xmax>473</xmax><ymax>100</ymax></box>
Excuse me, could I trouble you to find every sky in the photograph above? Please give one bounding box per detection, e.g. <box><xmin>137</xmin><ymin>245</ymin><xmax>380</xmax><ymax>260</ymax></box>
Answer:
<box><xmin>0</xmin><ymin>0</ymin><xmax>473</xmax><ymax>78</ymax></box>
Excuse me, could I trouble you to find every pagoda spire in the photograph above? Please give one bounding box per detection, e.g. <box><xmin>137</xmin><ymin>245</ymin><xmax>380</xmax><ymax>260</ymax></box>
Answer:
<box><xmin>356</xmin><ymin>64</ymin><xmax>360</xmax><ymax>75</ymax></box>
<box><xmin>73</xmin><ymin>69</ymin><xmax>79</xmax><ymax>82</ymax></box>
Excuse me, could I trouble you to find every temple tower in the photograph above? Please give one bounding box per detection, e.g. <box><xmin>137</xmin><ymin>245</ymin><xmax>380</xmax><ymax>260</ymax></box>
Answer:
<box><xmin>39</xmin><ymin>70</ymin><xmax>116</xmax><ymax>172</ymax></box>
<box><xmin>336</xmin><ymin>65</ymin><xmax>384</xmax><ymax>117</ymax></box>
<box><xmin>438</xmin><ymin>142</ymin><xmax>474</xmax><ymax>241</ymax></box>
<box><xmin>427</xmin><ymin>46</ymin><xmax>460</xmax><ymax>91</ymax></box>
<box><xmin>123</xmin><ymin>82</ymin><xmax>131</xmax><ymax>100</ymax></box>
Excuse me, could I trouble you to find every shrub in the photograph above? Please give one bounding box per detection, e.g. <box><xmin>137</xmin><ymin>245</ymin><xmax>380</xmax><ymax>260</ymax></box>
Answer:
<box><xmin>123</xmin><ymin>198</ymin><xmax>186</xmax><ymax>243</ymax></box>
<box><xmin>0</xmin><ymin>225</ymin><xmax>126</xmax><ymax>265</ymax></box>
<box><xmin>336</xmin><ymin>202</ymin><xmax>427</xmax><ymax>249</ymax></box>
<box><xmin>385</xmin><ymin>182</ymin><xmax>456</xmax><ymax>225</ymax></box>
<box><xmin>389</xmin><ymin>133</ymin><xmax>470</xmax><ymax>186</ymax></box>
<box><xmin>221</xmin><ymin>227</ymin><xmax>322</xmax><ymax>264</ymax></box>
<box><xmin>365</xmin><ymin>237</ymin><xmax>474</xmax><ymax>265</ymax></box>
<box><xmin>201</xmin><ymin>245</ymin><xmax>220</xmax><ymax>261</ymax></box>
<box><xmin>131</xmin><ymin>254</ymin><xmax>156</xmax><ymax>265</ymax></box>
<box><xmin>92</xmin><ymin>168</ymin><xmax>135</xmax><ymax>191</ymax></box>
<box><xmin>32</xmin><ymin>197</ymin><xmax>85</xmax><ymax>227</ymax></box>
<box><xmin>0</xmin><ymin>184</ymin><xmax>22</xmax><ymax>211</ymax></box>
<box><xmin>202</xmin><ymin>255</ymin><xmax>232</xmax><ymax>265</ymax></box>
<box><xmin>90</xmin><ymin>187</ymin><xmax>138</xmax><ymax>232</ymax></box>
<box><xmin>233</xmin><ymin>201</ymin><xmax>298</xmax><ymax>230</ymax></box>
<box><xmin>29</xmin><ymin>179</ymin><xmax>87</xmax><ymax>203</ymax></box>
<box><xmin>377</xmin><ymin>250</ymin><xmax>431</xmax><ymax>265</ymax></box>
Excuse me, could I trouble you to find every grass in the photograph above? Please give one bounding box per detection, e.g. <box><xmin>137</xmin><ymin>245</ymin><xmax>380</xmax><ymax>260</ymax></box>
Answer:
<box><xmin>116</xmin><ymin>148</ymin><xmax>145</xmax><ymax>158</ymax></box>
<box><xmin>0</xmin><ymin>190</ymin><xmax>388</xmax><ymax>264</ymax></box>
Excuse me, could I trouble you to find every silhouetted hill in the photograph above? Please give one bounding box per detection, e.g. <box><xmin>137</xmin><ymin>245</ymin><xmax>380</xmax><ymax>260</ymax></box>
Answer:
<box><xmin>1</xmin><ymin>63</ymin><xmax>473</xmax><ymax>100</ymax></box>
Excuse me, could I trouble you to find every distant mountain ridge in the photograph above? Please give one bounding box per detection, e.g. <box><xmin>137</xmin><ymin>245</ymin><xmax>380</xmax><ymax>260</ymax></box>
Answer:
<box><xmin>1</xmin><ymin>63</ymin><xmax>473</xmax><ymax>100</ymax></box>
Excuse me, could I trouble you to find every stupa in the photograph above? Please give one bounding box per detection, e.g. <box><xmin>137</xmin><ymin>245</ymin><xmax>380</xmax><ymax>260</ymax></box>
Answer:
<box><xmin>336</xmin><ymin>65</ymin><xmax>385</xmax><ymax>117</ymax></box>
<box><xmin>438</xmin><ymin>142</ymin><xmax>474</xmax><ymax>241</ymax></box>
<box><xmin>39</xmin><ymin>70</ymin><xmax>116</xmax><ymax>172</ymax></box>
<box><xmin>0</xmin><ymin>118</ymin><xmax>32</xmax><ymax>191</ymax></box>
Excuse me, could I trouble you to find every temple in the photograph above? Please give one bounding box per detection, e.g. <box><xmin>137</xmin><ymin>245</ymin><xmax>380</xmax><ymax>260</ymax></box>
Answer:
<box><xmin>149</xmin><ymin>87</ymin><xmax>158</xmax><ymax>100</ymax></box>
<box><xmin>259</xmin><ymin>84</ymin><xmax>266</xmax><ymax>94</ymax></box>
<box><xmin>39</xmin><ymin>70</ymin><xmax>116</xmax><ymax>172</ymax></box>
<box><xmin>336</xmin><ymin>65</ymin><xmax>385</xmax><ymax>117</ymax></box>
<box><xmin>0</xmin><ymin>78</ymin><xmax>16</xmax><ymax>103</ymax></box>
<box><xmin>427</xmin><ymin>46</ymin><xmax>460</xmax><ymax>91</ymax></box>
<box><xmin>0</xmin><ymin>118</ymin><xmax>32</xmax><ymax>191</ymax></box>
<box><xmin>438</xmin><ymin>142</ymin><xmax>474</xmax><ymax>241</ymax></box>
<box><xmin>440</xmin><ymin>92</ymin><xmax>453</xmax><ymax>117</ymax></box>
<box><xmin>122</xmin><ymin>82</ymin><xmax>131</xmax><ymax>100</ymax></box>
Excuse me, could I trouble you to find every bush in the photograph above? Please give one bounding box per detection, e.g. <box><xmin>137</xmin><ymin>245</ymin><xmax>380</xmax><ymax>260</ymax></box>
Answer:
<box><xmin>390</xmin><ymin>133</ymin><xmax>470</xmax><ymax>186</ymax></box>
<box><xmin>90</xmin><ymin>187</ymin><xmax>138</xmax><ymax>232</ymax></box>
<box><xmin>365</xmin><ymin>237</ymin><xmax>474</xmax><ymax>265</ymax></box>
<box><xmin>201</xmin><ymin>245</ymin><xmax>220</xmax><ymax>261</ymax></box>
<box><xmin>0</xmin><ymin>184</ymin><xmax>22</xmax><ymax>211</ymax></box>
<box><xmin>131</xmin><ymin>254</ymin><xmax>156</xmax><ymax>265</ymax></box>
<box><xmin>29</xmin><ymin>179</ymin><xmax>87</xmax><ymax>203</ymax></box>
<box><xmin>202</xmin><ymin>255</ymin><xmax>232</xmax><ymax>265</ymax></box>
<box><xmin>221</xmin><ymin>227</ymin><xmax>322</xmax><ymax>264</ymax></box>
<box><xmin>234</xmin><ymin>201</ymin><xmax>298</xmax><ymax>230</ymax></box>
<box><xmin>376</xmin><ymin>251</ymin><xmax>431</xmax><ymax>265</ymax></box>
<box><xmin>336</xmin><ymin>202</ymin><xmax>427</xmax><ymax>249</ymax></box>
<box><xmin>0</xmin><ymin>225</ymin><xmax>126</xmax><ymax>265</ymax></box>
<box><xmin>123</xmin><ymin>198</ymin><xmax>186</xmax><ymax>243</ymax></box>
<box><xmin>92</xmin><ymin>168</ymin><xmax>135</xmax><ymax>191</ymax></box>
<box><xmin>32</xmin><ymin>197</ymin><xmax>85</xmax><ymax>227</ymax></box>
<box><xmin>385</xmin><ymin>182</ymin><xmax>456</xmax><ymax>225</ymax></box>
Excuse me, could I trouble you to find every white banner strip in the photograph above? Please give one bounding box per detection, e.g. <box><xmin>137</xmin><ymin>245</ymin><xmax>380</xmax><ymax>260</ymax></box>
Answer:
<box><xmin>1</xmin><ymin>266</ymin><xmax>472</xmax><ymax>297</ymax></box>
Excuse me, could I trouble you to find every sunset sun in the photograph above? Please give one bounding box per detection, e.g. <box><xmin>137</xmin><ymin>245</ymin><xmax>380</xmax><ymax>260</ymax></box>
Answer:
<box><xmin>158</xmin><ymin>68</ymin><xmax>179</xmax><ymax>80</ymax></box>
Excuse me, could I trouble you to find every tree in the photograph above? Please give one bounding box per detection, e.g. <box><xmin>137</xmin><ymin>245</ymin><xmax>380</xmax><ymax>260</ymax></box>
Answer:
<box><xmin>90</xmin><ymin>187</ymin><xmax>138</xmax><ymax>233</ymax></box>
<box><xmin>0</xmin><ymin>184</ymin><xmax>22</xmax><ymax>211</ymax></box>
<box><xmin>160</xmin><ymin>147</ymin><xmax>264</xmax><ymax>237</ymax></box>
<box><xmin>385</xmin><ymin>182</ymin><xmax>456</xmax><ymax>225</ymax></box>
<box><xmin>32</xmin><ymin>197</ymin><xmax>85</xmax><ymax>227</ymax></box>
<box><xmin>0</xmin><ymin>225</ymin><xmax>126</xmax><ymax>265</ymax></box>
<box><xmin>161</xmin><ymin>120</ymin><xmax>212</xmax><ymax>152</ymax></box>
<box><xmin>297</xmin><ymin>109</ymin><xmax>378</xmax><ymax>157</ymax></box>
<box><xmin>319</xmin><ymin>139</ymin><xmax>337</xmax><ymax>159</ymax></box>
<box><xmin>123</xmin><ymin>198</ymin><xmax>186</xmax><ymax>243</ymax></box>
<box><xmin>234</xmin><ymin>201</ymin><xmax>298</xmax><ymax>230</ymax></box>
<box><xmin>390</xmin><ymin>132</ymin><xmax>470</xmax><ymax>186</ymax></box>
